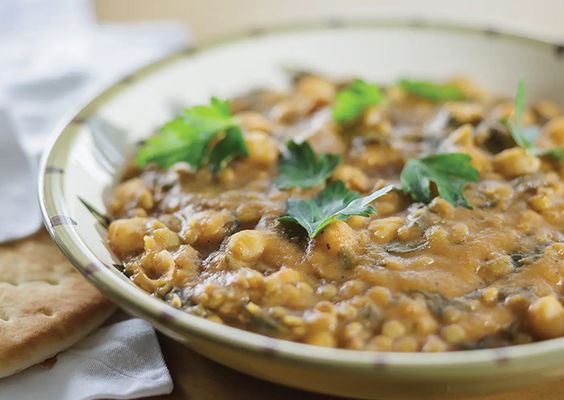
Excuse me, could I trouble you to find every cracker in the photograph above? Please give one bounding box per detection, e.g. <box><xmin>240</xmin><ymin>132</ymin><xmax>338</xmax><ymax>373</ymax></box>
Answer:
<box><xmin>0</xmin><ymin>229</ymin><xmax>115</xmax><ymax>378</ymax></box>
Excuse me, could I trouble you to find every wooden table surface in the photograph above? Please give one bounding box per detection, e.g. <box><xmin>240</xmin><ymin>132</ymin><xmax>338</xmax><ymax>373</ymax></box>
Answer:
<box><xmin>149</xmin><ymin>333</ymin><xmax>564</xmax><ymax>400</ymax></box>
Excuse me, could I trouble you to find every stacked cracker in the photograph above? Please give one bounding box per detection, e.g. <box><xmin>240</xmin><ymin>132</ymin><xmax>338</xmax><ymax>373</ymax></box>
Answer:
<box><xmin>0</xmin><ymin>230</ymin><xmax>115</xmax><ymax>378</ymax></box>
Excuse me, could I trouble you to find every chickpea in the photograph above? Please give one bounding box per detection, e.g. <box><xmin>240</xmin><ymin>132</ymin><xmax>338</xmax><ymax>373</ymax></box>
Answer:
<box><xmin>494</xmin><ymin>148</ymin><xmax>540</xmax><ymax>177</ymax></box>
<box><xmin>481</xmin><ymin>287</ymin><xmax>499</xmax><ymax>305</ymax></box>
<box><xmin>317</xmin><ymin>284</ymin><xmax>338</xmax><ymax>299</ymax></box>
<box><xmin>427</xmin><ymin>226</ymin><xmax>450</xmax><ymax>249</ymax></box>
<box><xmin>397</xmin><ymin>298</ymin><xmax>426</xmax><ymax>318</ymax></box>
<box><xmin>354</xmin><ymin>144</ymin><xmax>403</xmax><ymax>169</ymax></box>
<box><xmin>112</xmin><ymin>178</ymin><xmax>154</xmax><ymax>215</ymax></box>
<box><xmin>185</xmin><ymin>210</ymin><xmax>234</xmax><ymax>245</ymax></box>
<box><xmin>394</xmin><ymin>337</ymin><xmax>420</xmax><ymax>352</ymax></box>
<box><xmin>108</xmin><ymin>218</ymin><xmax>164</xmax><ymax>258</ymax></box>
<box><xmin>343</xmin><ymin>322</ymin><xmax>366</xmax><ymax>340</ymax></box>
<box><xmin>478</xmin><ymin>255</ymin><xmax>514</xmax><ymax>281</ymax></box>
<box><xmin>144</xmin><ymin>227</ymin><xmax>180</xmax><ymax>252</ymax></box>
<box><xmin>272</xmin><ymin>268</ymin><xmax>301</xmax><ymax>285</ymax></box>
<box><xmin>283</xmin><ymin>315</ymin><xmax>305</xmax><ymax>328</ymax></box>
<box><xmin>363</xmin><ymin>106</ymin><xmax>392</xmax><ymax>135</ymax></box>
<box><xmin>428</xmin><ymin>197</ymin><xmax>455</xmax><ymax>218</ymax></box>
<box><xmin>347</xmin><ymin>215</ymin><xmax>368</xmax><ymax>229</ymax></box>
<box><xmin>226</xmin><ymin>230</ymin><xmax>267</xmax><ymax>262</ymax></box>
<box><xmin>244</xmin><ymin>131</ymin><xmax>280</xmax><ymax>165</ymax></box>
<box><xmin>543</xmin><ymin>116</ymin><xmax>564</xmax><ymax>146</ymax></box>
<box><xmin>236</xmin><ymin>110</ymin><xmax>272</xmax><ymax>134</ymax></box>
<box><xmin>350</xmin><ymin>296</ymin><xmax>372</xmax><ymax>309</ymax></box>
<box><xmin>444</xmin><ymin>102</ymin><xmax>483</xmax><ymax>125</ymax></box>
<box><xmin>535</xmin><ymin>101</ymin><xmax>562</xmax><ymax>121</ymax></box>
<box><xmin>368</xmin><ymin>217</ymin><xmax>403</xmax><ymax>243</ymax></box>
<box><xmin>337</xmin><ymin>303</ymin><xmax>359</xmax><ymax>321</ymax></box>
<box><xmin>219</xmin><ymin>168</ymin><xmax>236</xmax><ymax>187</ymax></box>
<box><xmin>415</xmin><ymin>316</ymin><xmax>438</xmax><ymax>335</ymax></box>
<box><xmin>367</xmin><ymin>286</ymin><xmax>392</xmax><ymax>307</ymax></box>
<box><xmin>528</xmin><ymin>295</ymin><xmax>564</xmax><ymax>339</ymax></box>
<box><xmin>450</xmin><ymin>223</ymin><xmax>470</xmax><ymax>244</ymax></box>
<box><xmin>447</xmin><ymin>77</ymin><xmax>484</xmax><ymax>99</ymax></box>
<box><xmin>270</xmin><ymin>99</ymin><xmax>299</xmax><ymax>123</ymax></box>
<box><xmin>422</xmin><ymin>335</ymin><xmax>449</xmax><ymax>352</ymax></box>
<box><xmin>315</xmin><ymin>220</ymin><xmax>358</xmax><ymax>257</ymax></box>
<box><xmin>381</xmin><ymin>320</ymin><xmax>406</xmax><ymax>338</ymax></box>
<box><xmin>295</xmin><ymin>75</ymin><xmax>336</xmax><ymax>108</ymax></box>
<box><xmin>517</xmin><ymin>210</ymin><xmax>545</xmax><ymax>235</ymax></box>
<box><xmin>338</xmin><ymin>280</ymin><xmax>365</xmax><ymax>300</ymax></box>
<box><xmin>306</xmin><ymin>126</ymin><xmax>347</xmax><ymax>155</ymax></box>
<box><xmin>442</xmin><ymin>324</ymin><xmax>467</xmax><ymax>344</ymax></box>
<box><xmin>443</xmin><ymin>307</ymin><xmax>462</xmax><ymax>324</ymax></box>
<box><xmin>528</xmin><ymin>195</ymin><xmax>552</xmax><ymax>213</ymax></box>
<box><xmin>331</xmin><ymin>164</ymin><xmax>370</xmax><ymax>192</ymax></box>
<box><xmin>366</xmin><ymin>335</ymin><xmax>394</xmax><ymax>352</ymax></box>
<box><xmin>307</xmin><ymin>312</ymin><xmax>338</xmax><ymax>332</ymax></box>
<box><xmin>314</xmin><ymin>301</ymin><xmax>338</xmax><ymax>314</ymax></box>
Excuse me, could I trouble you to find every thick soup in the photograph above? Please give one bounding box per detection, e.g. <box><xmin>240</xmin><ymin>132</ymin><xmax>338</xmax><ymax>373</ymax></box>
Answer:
<box><xmin>108</xmin><ymin>75</ymin><xmax>564</xmax><ymax>352</ymax></box>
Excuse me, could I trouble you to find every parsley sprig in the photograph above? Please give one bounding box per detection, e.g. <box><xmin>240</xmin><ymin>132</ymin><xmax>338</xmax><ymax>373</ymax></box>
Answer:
<box><xmin>400</xmin><ymin>153</ymin><xmax>479</xmax><ymax>209</ymax></box>
<box><xmin>136</xmin><ymin>98</ymin><xmax>248</xmax><ymax>171</ymax></box>
<box><xmin>278</xmin><ymin>181</ymin><xmax>393</xmax><ymax>238</ymax></box>
<box><xmin>503</xmin><ymin>80</ymin><xmax>564</xmax><ymax>160</ymax></box>
<box><xmin>333</xmin><ymin>79</ymin><xmax>383</xmax><ymax>123</ymax></box>
<box><xmin>273</xmin><ymin>141</ymin><xmax>341</xmax><ymax>189</ymax></box>
<box><xmin>398</xmin><ymin>79</ymin><xmax>465</xmax><ymax>102</ymax></box>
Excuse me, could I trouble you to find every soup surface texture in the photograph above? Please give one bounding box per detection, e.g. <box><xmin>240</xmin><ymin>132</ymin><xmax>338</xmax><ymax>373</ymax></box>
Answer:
<box><xmin>108</xmin><ymin>75</ymin><xmax>564</xmax><ymax>352</ymax></box>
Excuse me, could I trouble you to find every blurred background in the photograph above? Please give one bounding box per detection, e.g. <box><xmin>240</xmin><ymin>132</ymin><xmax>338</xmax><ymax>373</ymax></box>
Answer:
<box><xmin>95</xmin><ymin>0</ymin><xmax>564</xmax><ymax>43</ymax></box>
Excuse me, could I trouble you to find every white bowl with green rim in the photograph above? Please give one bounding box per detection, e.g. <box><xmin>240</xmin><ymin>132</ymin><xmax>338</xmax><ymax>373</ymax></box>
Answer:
<box><xmin>38</xmin><ymin>19</ymin><xmax>564</xmax><ymax>400</ymax></box>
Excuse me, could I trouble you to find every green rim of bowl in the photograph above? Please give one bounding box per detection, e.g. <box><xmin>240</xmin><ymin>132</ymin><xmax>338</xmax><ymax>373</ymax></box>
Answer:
<box><xmin>39</xmin><ymin>18</ymin><xmax>564</xmax><ymax>374</ymax></box>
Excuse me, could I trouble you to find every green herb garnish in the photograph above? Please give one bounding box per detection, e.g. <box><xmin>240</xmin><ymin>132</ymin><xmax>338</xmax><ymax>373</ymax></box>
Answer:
<box><xmin>400</xmin><ymin>153</ymin><xmax>479</xmax><ymax>209</ymax></box>
<box><xmin>207</xmin><ymin>127</ymin><xmax>248</xmax><ymax>173</ymax></box>
<box><xmin>398</xmin><ymin>79</ymin><xmax>465</xmax><ymax>102</ymax></box>
<box><xmin>273</xmin><ymin>140</ymin><xmax>341</xmax><ymax>189</ymax></box>
<box><xmin>278</xmin><ymin>180</ymin><xmax>393</xmax><ymax>238</ymax></box>
<box><xmin>333</xmin><ymin>79</ymin><xmax>383</xmax><ymax>123</ymax></box>
<box><xmin>503</xmin><ymin>80</ymin><xmax>564</xmax><ymax>160</ymax></box>
<box><xmin>136</xmin><ymin>98</ymin><xmax>247</xmax><ymax>169</ymax></box>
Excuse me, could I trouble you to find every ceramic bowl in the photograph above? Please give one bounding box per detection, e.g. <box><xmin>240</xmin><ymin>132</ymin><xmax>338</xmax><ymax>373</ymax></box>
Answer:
<box><xmin>39</xmin><ymin>20</ymin><xmax>564</xmax><ymax>400</ymax></box>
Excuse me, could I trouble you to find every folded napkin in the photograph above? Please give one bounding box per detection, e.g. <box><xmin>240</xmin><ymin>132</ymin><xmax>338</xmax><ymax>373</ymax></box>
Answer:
<box><xmin>0</xmin><ymin>0</ymin><xmax>190</xmax><ymax>398</ymax></box>
<box><xmin>0</xmin><ymin>109</ymin><xmax>40</xmax><ymax>243</ymax></box>
<box><xmin>0</xmin><ymin>319</ymin><xmax>173</xmax><ymax>400</ymax></box>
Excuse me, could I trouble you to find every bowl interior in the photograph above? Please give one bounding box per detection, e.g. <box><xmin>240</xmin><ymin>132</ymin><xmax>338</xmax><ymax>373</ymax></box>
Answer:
<box><xmin>40</xmin><ymin>20</ymin><xmax>564</xmax><ymax>370</ymax></box>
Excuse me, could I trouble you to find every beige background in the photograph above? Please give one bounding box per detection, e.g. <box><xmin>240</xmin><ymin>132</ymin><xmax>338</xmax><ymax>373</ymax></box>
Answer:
<box><xmin>94</xmin><ymin>0</ymin><xmax>564</xmax><ymax>43</ymax></box>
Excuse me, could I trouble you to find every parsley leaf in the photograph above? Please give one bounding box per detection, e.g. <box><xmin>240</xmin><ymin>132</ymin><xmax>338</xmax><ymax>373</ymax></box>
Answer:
<box><xmin>503</xmin><ymin>79</ymin><xmax>541</xmax><ymax>151</ymax></box>
<box><xmin>273</xmin><ymin>141</ymin><xmax>341</xmax><ymax>189</ymax></box>
<box><xmin>207</xmin><ymin>127</ymin><xmax>248</xmax><ymax>173</ymax></box>
<box><xmin>182</xmin><ymin>98</ymin><xmax>236</xmax><ymax>134</ymax></box>
<box><xmin>400</xmin><ymin>153</ymin><xmax>479</xmax><ymax>209</ymax></box>
<box><xmin>398</xmin><ymin>79</ymin><xmax>465</xmax><ymax>102</ymax></box>
<box><xmin>504</xmin><ymin>80</ymin><xmax>564</xmax><ymax>160</ymax></box>
<box><xmin>136</xmin><ymin>118</ymin><xmax>209</xmax><ymax>168</ymax></box>
<box><xmin>278</xmin><ymin>180</ymin><xmax>394</xmax><ymax>238</ymax></box>
<box><xmin>333</xmin><ymin>79</ymin><xmax>383</xmax><ymax>123</ymax></box>
<box><xmin>135</xmin><ymin>98</ymin><xmax>248</xmax><ymax>169</ymax></box>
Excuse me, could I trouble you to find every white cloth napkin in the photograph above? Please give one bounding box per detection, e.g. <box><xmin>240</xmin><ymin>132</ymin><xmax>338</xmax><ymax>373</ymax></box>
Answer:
<box><xmin>0</xmin><ymin>0</ymin><xmax>190</xmax><ymax>398</ymax></box>
<box><xmin>0</xmin><ymin>109</ymin><xmax>40</xmax><ymax>243</ymax></box>
<box><xmin>0</xmin><ymin>319</ymin><xmax>173</xmax><ymax>400</ymax></box>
